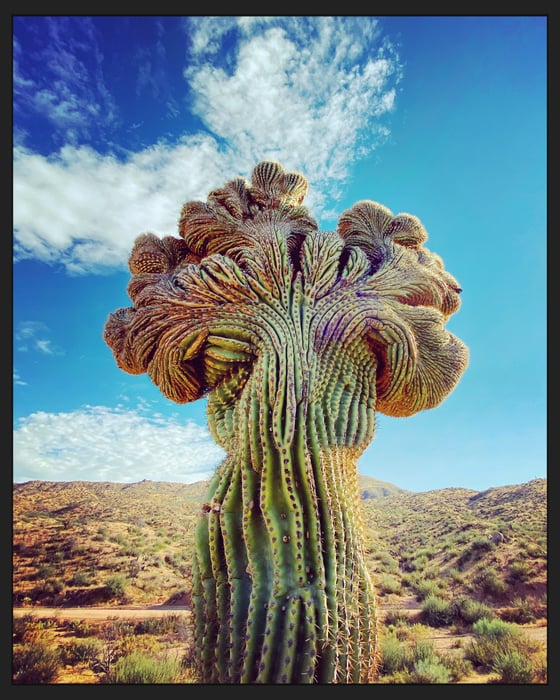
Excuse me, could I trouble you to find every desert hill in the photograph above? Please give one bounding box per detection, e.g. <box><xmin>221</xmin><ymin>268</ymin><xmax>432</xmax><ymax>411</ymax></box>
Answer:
<box><xmin>13</xmin><ymin>477</ymin><xmax>546</xmax><ymax>616</ymax></box>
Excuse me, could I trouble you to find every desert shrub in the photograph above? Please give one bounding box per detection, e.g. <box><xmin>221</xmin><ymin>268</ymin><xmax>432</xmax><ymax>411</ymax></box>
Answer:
<box><xmin>383</xmin><ymin>610</ymin><xmax>411</xmax><ymax>628</ymax></box>
<box><xmin>379</xmin><ymin>626</ymin><xmax>439</xmax><ymax>676</ymax></box>
<box><xmin>103</xmin><ymin>618</ymin><xmax>135</xmax><ymax>639</ymax></box>
<box><xmin>474</xmin><ymin>568</ymin><xmax>508</xmax><ymax>599</ymax></box>
<box><xmin>440</xmin><ymin>652</ymin><xmax>474</xmax><ymax>682</ymax></box>
<box><xmin>409</xmin><ymin>658</ymin><xmax>451</xmax><ymax>683</ymax></box>
<box><xmin>412</xmin><ymin>578</ymin><xmax>444</xmax><ymax>602</ymax></box>
<box><xmin>36</xmin><ymin>578</ymin><xmax>65</xmax><ymax>598</ymax></box>
<box><xmin>65</xmin><ymin>619</ymin><xmax>95</xmax><ymax>638</ymax></box>
<box><xmin>379</xmin><ymin>634</ymin><xmax>413</xmax><ymax>675</ymax></box>
<box><xmin>472</xmin><ymin>616</ymin><xmax>520</xmax><ymax>639</ymax></box>
<box><xmin>412</xmin><ymin>554</ymin><xmax>429</xmax><ymax>571</ymax></box>
<box><xmin>63</xmin><ymin>638</ymin><xmax>103</xmax><ymax>664</ymax></box>
<box><xmin>134</xmin><ymin>614</ymin><xmax>183</xmax><ymax>635</ymax></box>
<box><xmin>109</xmin><ymin>533</ymin><xmax>127</xmax><ymax>547</ymax></box>
<box><xmin>12</xmin><ymin>614</ymin><xmax>43</xmax><ymax>644</ymax></box>
<box><xmin>470</xmin><ymin>536</ymin><xmax>495</xmax><ymax>554</ymax></box>
<box><xmin>500</xmin><ymin>597</ymin><xmax>538</xmax><ymax>624</ymax></box>
<box><xmin>374</xmin><ymin>552</ymin><xmax>399</xmax><ymax>575</ymax></box>
<box><xmin>117</xmin><ymin>632</ymin><xmax>162</xmax><ymax>657</ymax></box>
<box><xmin>68</xmin><ymin>571</ymin><xmax>94</xmax><ymax>587</ymax></box>
<box><xmin>105</xmin><ymin>651</ymin><xmax>182</xmax><ymax>683</ymax></box>
<box><xmin>491</xmin><ymin>649</ymin><xmax>536</xmax><ymax>683</ymax></box>
<box><xmin>450</xmin><ymin>595</ymin><xmax>495</xmax><ymax>625</ymax></box>
<box><xmin>524</xmin><ymin>542</ymin><xmax>545</xmax><ymax>558</ymax></box>
<box><xmin>420</xmin><ymin>595</ymin><xmax>453</xmax><ymax>627</ymax></box>
<box><xmin>377</xmin><ymin>574</ymin><xmax>401</xmax><ymax>595</ymax></box>
<box><xmin>104</xmin><ymin>574</ymin><xmax>127</xmax><ymax>599</ymax></box>
<box><xmin>35</xmin><ymin>563</ymin><xmax>57</xmax><ymax>580</ymax></box>
<box><xmin>13</xmin><ymin>641</ymin><xmax>62</xmax><ymax>683</ymax></box>
<box><xmin>506</xmin><ymin>561</ymin><xmax>531</xmax><ymax>584</ymax></box>
<box><xmin>448</xmin><ymin>568</ymin><xmax>464</xmax><ymax>585</ymax></box>
<box><xmin>465</xmin><ymin>617</ymin><xmax>542</xmax><ymax>673</ymax></box>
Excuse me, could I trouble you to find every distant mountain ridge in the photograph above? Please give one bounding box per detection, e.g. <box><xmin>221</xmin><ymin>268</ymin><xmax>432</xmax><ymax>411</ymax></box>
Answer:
<box><xmin>358</xmin><ymin>474</ymin><xmax>409</xmax><ymax>499</ymax></box>
<box><xmin>14</xmin><ymin>473</ymin><xmax>408</xmax><ymax>501</ymax></box>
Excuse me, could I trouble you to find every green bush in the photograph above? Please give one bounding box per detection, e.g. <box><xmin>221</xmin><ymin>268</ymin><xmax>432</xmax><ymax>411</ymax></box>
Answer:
<box><xmin>379</xmin><ymin>634</ymin><xmax>412</xmax><ymax>675</ymax></box>
<box><xmin>134</xmin><ymin>614</ymin><xmax>184</xmax><ymax>635</ymax></box>
<box><xmin>379</xmin><ymin>628</ymin><xmax>441</xmax><ymax>680</ymax></box>
<box><xmin>63</xmin><ymin>638</ymin><xmax>103</xmax><ymax>664</ymax></box>
<box><xmin>13</xmin><ymin>641</ymin><xmax>62</xmax><ymax>683</ymax></box>
<box><xmin>500</xmin><ymin>596</ymin><xmax>540</xmax><ymax>624</ymax></box>
<box><xmin>465</xmin><ymin>617</ymin><xmax>542</xmax><ymax>674</ymax></box>
<box><xmin>507</xmin><ymin>561</ymin><xmax>531</xmax><ymax>584</ymax></box>
<box><xmin>105</xmin><ymin>651</ymin><xmax>182</xmax><ymax>683</ymax></box>
<box><xmin>65</xmin><ymin>619</ymin><xmax>96</xmax><ymax>638</ymax></box>
<box><xmin>68</xmin><ymin>571</ymin><xmax>94</xmax><ymax>587</ymax></box>
<box><xmin>492</xmin><ymin>649</ymin><xmax>536</xmax><ymax>683</ymax></box>
<box><xmin>475</xmin><ymin>568</ymin><xmax>508</xmax><ymax>598</ymax></box>
<box><xmin>374</xmin><ymin>551</ymin><xmax>399</xmax><ymax>573</ymax></box>
<box><xmin>413</xmin><ymin>578</ymin><xmax>443</xmax><ymax>602</ymax></box>
<box><xmin>378</xmin><ymin>574</ymin><xmax>401</xmax><ymax>595</ymax></box>
<box><xmin>36</xmin><ymin>563</ymin><xmax>57</xmax><ymax>580</ymax></box>
<box><xmin>409</xmin><ymin>658</ymin><xmax>451</xmax><ymax>683</ymax></box>
<box><xmin>383</xmin><ymin>610</ymin><xmax>411</xmax><ymax>628</ymax></box>
<box><xmin>470</xmin><ymin>536</ymin><xmax>495</xmax><ymax>554</ymax></box>
<box><xmin>420</xmin><ymin>595</ymin><xmax>452</xmax><ymax>627</ymax></box>
<box><xmin>37</xmin><ymin>578</ymin><xmax>65</xmax><ymax>596</ymax></box>
<box><xmin>450</xmin><ymin>595</ymin><xmax>495</xmax><ymax>625</ymax></box>
<box><xmin>104</xmin><ymin>574</ymin><xmax>127</xmax><ymax>599</ymax></box>
<box><xmin>440</xmin><ymin>653</ymin><xmax>474</xmax><ymax>682</ymax></box>
<box><xmin>472</xmin><ymin>617</ymin><xmax>519</xmax><ymax>639</ymax></box>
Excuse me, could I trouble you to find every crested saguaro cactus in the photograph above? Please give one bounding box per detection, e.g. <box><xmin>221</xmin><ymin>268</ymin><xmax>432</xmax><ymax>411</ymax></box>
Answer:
<box><xmin>104</xmin><ymin>161</ymin><xmax>468</xmax><ymax>683</ymax></box>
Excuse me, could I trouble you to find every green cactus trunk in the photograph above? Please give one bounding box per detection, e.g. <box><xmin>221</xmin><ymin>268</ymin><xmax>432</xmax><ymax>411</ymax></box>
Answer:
<box><xmin>191</xmin><ymin>234</ymin><xmax>379</xmax><ymax>683</ymax></box>
<box><xmin>103</xmin><ymin>160</ymin><xmax>468</xmax><ymax>686</ymax></box>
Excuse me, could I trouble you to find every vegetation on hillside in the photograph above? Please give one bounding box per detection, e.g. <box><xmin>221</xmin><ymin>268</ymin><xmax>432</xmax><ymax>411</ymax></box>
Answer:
<box><xmin>12</xmin><ymin>477</ymin><xmax>547</xmax><ymax>683</ymax></box>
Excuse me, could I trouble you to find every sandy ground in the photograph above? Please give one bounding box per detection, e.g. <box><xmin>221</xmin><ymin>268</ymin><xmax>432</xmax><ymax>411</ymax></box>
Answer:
<box><xmin>13</xmin><ymin>605</ymin><xmax>191</xmax><ymax>621</ymax></box>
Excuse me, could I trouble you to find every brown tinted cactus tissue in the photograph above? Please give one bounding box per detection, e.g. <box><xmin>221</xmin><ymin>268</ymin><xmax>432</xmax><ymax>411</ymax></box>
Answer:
<box><xmin>104</xmin><ymin>161</ymin><xmax>469</xmax><ymax>683</ymax></box>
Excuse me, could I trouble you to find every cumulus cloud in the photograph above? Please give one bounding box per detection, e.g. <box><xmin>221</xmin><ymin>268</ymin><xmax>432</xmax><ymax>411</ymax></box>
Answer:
<box><xmin>13</xmin><ymin>405</ymin><xmax>225</xmax><ymax>484</ymax></box>
<box><xmin>13</xmin><ymin>16</ymin><xmax>401</xmax><ymax>275</ymax></box>
<box><xmin>13</xmin><ymin>136</ymin><xmax>232</xmax><ymax>274</ymax></box>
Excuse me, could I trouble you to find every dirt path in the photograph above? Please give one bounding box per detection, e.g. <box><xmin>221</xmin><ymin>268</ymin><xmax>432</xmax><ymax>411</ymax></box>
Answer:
<box><xmin>14</xmin><ymin>604</ymin><xmax>546</xmax><ymax>647</ymax></box>
<box><xmin>13</xmin><ymin>605</ymin><xmax>191</xmax><ymax>621</ymax></box>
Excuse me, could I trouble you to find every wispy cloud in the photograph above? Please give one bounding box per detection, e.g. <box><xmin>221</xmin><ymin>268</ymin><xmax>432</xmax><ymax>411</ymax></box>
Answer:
<box><xmin>13</xmin><ymin>17</ymin><xmax>118</xmax><ymax>148</ymax></box>
<box><xmin>14</xmin><ymin>321</ymin><xmax>64</xmax><ymax>355</ymax></box>
<box><xmin>13</xmin><ymin>405</ymin><xmax>225</xmax><ymax>484</ymax></box>
<box><xmin>13</xmin><ymin>370</ymin><xmax>28</xmax><ymax>387</ymax></box>
<box><xmin>13</xmin><ymin>16</ymin><xmax>401</xmax><ymax>275</ymax></box>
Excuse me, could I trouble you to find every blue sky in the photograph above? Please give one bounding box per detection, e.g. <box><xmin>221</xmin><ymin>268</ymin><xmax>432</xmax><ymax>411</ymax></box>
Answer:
<box><xmin>12</xmin><ymin>16</ymin><xmax>547</xmax><ymax>492</ymax></box>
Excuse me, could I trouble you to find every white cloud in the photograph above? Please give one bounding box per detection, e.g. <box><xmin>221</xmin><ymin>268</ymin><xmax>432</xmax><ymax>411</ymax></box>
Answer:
<box><xmin>13</xmin><ymin>137</ymin><xmax>235</xmax><ymax>274</ymax></box>
<box><xmin>13</xmin><ymin>370</ymin><xmax>28</xmax><ymax>387</ymax></box>
<box><xmin>14</xmin><ymin>321</ymin><xmax>64</xmax><ymax>355</ymax></box>
<box><xmin>13</xmin><ymin>17</ymin><xmax>117</xmax><ymax>146</ymax></box>
<box><xmin>13</xmin><ymin>405</ymin><xmax>225</xmax><ymax>484</ymax></box>
<box><xmin>13</xmin><ymin>16</ymin><xmax>401</xmax><ymax>274</ymax></box>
